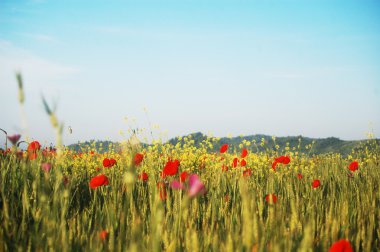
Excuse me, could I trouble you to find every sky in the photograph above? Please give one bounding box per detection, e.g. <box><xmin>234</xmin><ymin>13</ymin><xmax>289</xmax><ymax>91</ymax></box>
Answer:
<box><xmin>0</xmin><ymin>0</ymin><xmax>379</xmax><ymax>146</ymax></box>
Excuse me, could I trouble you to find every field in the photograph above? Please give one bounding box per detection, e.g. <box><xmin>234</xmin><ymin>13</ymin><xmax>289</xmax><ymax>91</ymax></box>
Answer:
<box><xmin>0</xmin><ymin>135</ymin><xmax>379</xmax><ymax>251</ymax></box>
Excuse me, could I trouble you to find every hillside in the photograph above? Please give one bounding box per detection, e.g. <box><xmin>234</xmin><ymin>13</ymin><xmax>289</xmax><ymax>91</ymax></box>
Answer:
<box><xmin>68</xmin><ymin>132</ymin><xmax>378</xmax><ymax>156</ymax></box>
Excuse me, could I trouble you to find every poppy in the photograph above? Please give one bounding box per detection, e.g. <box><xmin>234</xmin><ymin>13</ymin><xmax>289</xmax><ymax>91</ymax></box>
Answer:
<box><xmin>27</xmin><ymin>141</ymin><xmax>41</xmax><ymax>160</ymax></box>
<box><xmin>329</xmin><ymin>239</ymin><xmax>353</xmax><ymax>252</ymax></box>
<box><xmin>157</xmin><ymin>182</ymin><xmax>167</xmax><ymax>201</ymax></box>
<box><xmin>312</xmin><ymin>179</ymin><xmax>321</xmax><ymax>188</ymax></box>
<box><xmin>265</xmin><ymin>194</ymin><xmax>277</xmax><ymax>204</ymax></box>
<box><xmin>348</xmin><ymin>161</ymin><xmax>358</xmax><ymax>172</ymax></box>
<box><xmin>241</xmin><ymin>148</ymin><xmax>248</xmax><ymax>158</ymax></box>
<box><xmin>103</xmin><ymin>158</ymin><xmax>116</xmax><ymax>168</ymax></box>
<box><xmin>220</xmin><ymin>144</ymin><xmax>228</xmax><ymax>154</ymax></box>
<box><xmin>41</xmin><ymin>163</ymin><xmax>52</xmax><ymax>173</ymax></box>
<box><xmin>188</xmin><ymin>174</ymin><xmax>206</xmax><ymax>197</ymax></box>
<box><xmin>222</xmin><ymin>164</ymin><xmax>229</xmax><ymax>172</ymax></box>
<box><xmin>134</xmin><ymin>153</ymin><xmax>144</xmax><ymax>166</ymax></box>
<box><xmin>103</xmin><ymin>158</ymin><xmax>111</xmax><ymax>167</ymax></box>
<box><xmin>243</xmin><ymin>168</ymin><xmax>252</xmax><ymax>177</ymax></box>
<box><xmin>297</xmin><ymin>173</ymin><xmax>303</xmax><ymax>179</ymax></box>
<box><xmin>232</xmin><ymin>158</ymin><xmax>238</xmax><ymax>168</ymax></box>
<box><xmin>240</xmin><ymin>159</ymin><xmax>247</xmax><ymax>167</ymax></box>
<box><xmin>170</xmin><ymin>180</ymin><xmax>184</xmax><ymax>190</ymax></box>
<box><xmin>272</xmin><ymin>155</ymin><xmax>290</xmax><ymax>170</ymax></box>
<box><xmin>109</xmin><ymin>158</ymin><xmax>116</xmax><ymax>166</ymax></box>
<box><xmin>162</xmin><ymin>159</ymin><xmax>180</xmax><ymax>177</ymax></box>
<box><xmin>99</xmin><ymin>230</ymin><xmax>108</xmax><ymax>241</ymax></box>
<box><xmin>180</xmin><ymin>171</ymin><xmax>189</xmax><ymax>182</ymax></box>
<box><xmin>7</xmin><ymin>134</ymin><xmax>21</xmax><ymax>145</ymax></box>
<box><xmin>138</xmin><ymin>171</ymin><xmax>148</xmax><ymax>181</ymax></box>
<box><xmin>90</xmin><ymin>174</ymin><xmax>109</xmax><ymax>189</ymax></box>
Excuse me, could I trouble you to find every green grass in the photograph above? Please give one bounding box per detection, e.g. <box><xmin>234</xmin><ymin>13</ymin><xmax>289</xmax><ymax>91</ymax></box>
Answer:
<box><xmin>0</xmin><ymin>139</ymin><xmax>379</xmax><ymax>251</ymax></box>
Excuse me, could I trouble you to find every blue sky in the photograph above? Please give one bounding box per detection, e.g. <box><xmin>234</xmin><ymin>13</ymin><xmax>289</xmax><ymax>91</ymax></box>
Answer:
<box><xmin>0</xmin><ymin>0</ymin><xmax>379</xmax><ymax>146</ymax></box>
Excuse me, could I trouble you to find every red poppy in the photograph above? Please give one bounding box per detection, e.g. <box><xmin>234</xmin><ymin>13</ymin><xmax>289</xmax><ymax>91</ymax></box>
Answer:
<box><xmin>312</xmin><ymin>179</ymin><xmax>321</xmax><ymax>188</ymax></box>
<box><xmin>222</xmin><ymin>164</ymin><xmax>229</xmax><ymax>172</ymax></box>
<box><xmin>180</xmin><ymin>171</ymin><xmax>189</xmax><ymax>182</ymax></box>
<box><xmin>162</xmin><ymin>159</ymin><xmax>180</xmax><ymax>177</ymax></box>
<box><xmin>134</xmin><ymin>153</ymin><xmax>144</xmax><ymax>166</ymax></box>
<box><xmin>232</xmin><ymin>158</ymin><xmax>238</xmax><ymax>168</ymax></box>
<box><xmin>103</xmin><ymin>158</ymin><xmax>116</xmax><ymax>168</ymax></box>
<box><xmin>329</xmin><ymin>239</ymin><xmax>353</xmax><ymax>252</ymax></box>
<box><xmin>265</xmin><ymin>194</ymin><xmax>277</xmax><ymax>204</ymax></box>
<box><xmin>271</xmin><ymin>161</ymin><xmax>278</xmax><ymax>170</ymax></box>
<box><xmin>297</xmin><ymin>173</ymin><xmax>303</xmax><ymax>179</ymax></box>
<box><xmin>103</xmin><ymin>158</ymin><xmax>111</xmax><ymax>167</ymax></box>
<box><xmin>109</xmin><ymin>158</ymin><xmax>116</xmax><ymax>166</ymax></box>
<box><xmin>157</xmin><ymin>182</ymin><xmax>167</xmax><ymax>201</ymax></box>
<box><xmin>220</xmin><ymin>144</ymin><xmax>228</xmax><ymax>154</ymax></box>
<box><xmin>243</xmin><ymin>168</ymin><xmax>252</xmax><ymax>177</ymax></box>
<box><xmin>241</xmin><ymin>148</ymin><xmax>248</xmax><ymax>158</ymax></box>
<box><xmin>348</xmin><ymin>161</ymin><xmax>358</xmax><ymax>172</ymax></box>
<box><xmin>240</xmin><ymin>159</ymin><xmax>247</xmax><ymax>167</ymax></box>
<box><xmin>99</xmin><ymin>230</ymin><xmax>108</xmax><ymax>241</ymax></box>
<box><xmin>138</xmin><ymin>171</ymin><xmax>148</xmax><ymax>181</ymax></box>
<box><xmin>27</xmin><ymin>141</ymin><xmax>41</xmax><ymax>160</ymax></box>
<box><xmin>272</xmin><ymin>155</ymin><xmax>290</xmax><ymax>170</ymax></box>
<box><xmin>90</xmin><ymin>174</ymin><xmax>109</xmax><ymax>189</ymax></box>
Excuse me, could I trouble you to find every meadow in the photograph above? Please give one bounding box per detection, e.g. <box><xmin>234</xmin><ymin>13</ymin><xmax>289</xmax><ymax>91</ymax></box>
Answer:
<box><xmin>0</xmin><ymin>132</ymin><xmax>379</xmax><ymax>251</ymax></box>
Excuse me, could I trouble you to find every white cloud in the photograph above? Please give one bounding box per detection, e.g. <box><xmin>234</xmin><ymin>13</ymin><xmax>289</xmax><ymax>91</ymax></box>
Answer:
<box><xmin>0</xmin><ymin>39</ymin><xmax>80</xmax><ymax>87</ymax></box>
<box><xmin>16</xmin><ymin>32</ymin><xmax>59</xmax><ymax>43</ymax></box>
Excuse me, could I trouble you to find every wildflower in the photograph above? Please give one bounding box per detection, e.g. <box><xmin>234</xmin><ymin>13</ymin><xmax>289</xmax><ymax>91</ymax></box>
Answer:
<box><xmin>109</xmin><ymin>158</ymin><xmax>116</xmax><ymax>166</ymax></box>
<box><xmin>138</xmin><ymin>171</ymin><xmax>148</xmax><ymax>181</ymax></box>
<box><xmin>188</xmin><ymin>174</ymin><xmax>206</xmax><ymax>197</ymax></box>
<box><xmin>162</xmin><ymin>159</ymin><xmax>180</xmax><ymax>177</ymax></box>
<box><xmin>243</xmin><ymin>168</ymin><xmax>252</xmax><ymax>177</ymax></box>
<box><xmin>348</xmin><ymin>161</ymin><xmax>358</xmax><ymax>172</ymax></box>
<box><xmin>90</xmin><ymin>174</ymin><xmax>109</xmax><ymax>189</ymax></box>
<box><xmin>170</xmin><ymin>180</ymin><xmax>184</xmax><ymax>190</ymax></box>
<box><xmin>329</xmin><ymin>239</ymin><xmax>353</xmax><ymax>252</ymax></box>
<box><xmin>312</xmin><ymin>179</ymin><xmax>321</xmax><ymax>188</ymax></box>
<box><xmin>7</xmin><ymin>134</ymin><xmax>21</xmax><ymax>145</ymax></box>
<box><xmin>265</xmin><ymin>194</ymin><xmax>277</xmax><ymax>204</ymax></box>
<box><xmin>222</xmin><ymin>164</ymin><xmax>229</xmax><ymax>172</ymax></box>
<box><xmin>232</xmin><ymin>158</ymin><xmax>238</xmax><ymax>168</ymax></box>
<box><xmin>241</xmin><ymin>148</ymin><xmax>248</xmax><ymax>158</ymax></box>
<box><xmin>272</xmin><ymin>155</ymin><xmax>290</xmax><ymax>170</ymax></box>
<box><xmin>134</xmin><ymin>153</ymin><xmax>144</xmax><ymax>166</ymax></box>
<box><xmin>103</xmin><ymin>158</ymin><xmax>116</xmax><ymax>168</ymax></box>
<box><xmin>99</xmin><ymin>230</ymin><xmax>108</xmax><ymax>241</ymax></box>
<box><xmin>41</xmin><ymin>163</ymin><xmax>52</xmax><ymax>173</ymax></box>
<box><xmin>297</xmin><ymin>173</ymin><xmax>303</xmax><ymax>179</ymax></box>
<box><xmin>220</xmin><ymin>144</ymin><xmax>228</xmax><ymax>153</ymax></box>
<box><xmin>27</xmin><ymin>141</ymin><xmax>41</xmax><ymax>160</ymax></box>
<box><xmin>157</xmin><ymin>182</ymin><xmax>167</xmax><ymax>201</ymax></box>
<box><xmin>180</xmin><ymin>171</ymin><xmax>189</xmax><ymax>182</ymax></box>
<box><xmin>240</xmin><ymin>159</ymin><xmax>247</xmax><ymax>167</ymax></box>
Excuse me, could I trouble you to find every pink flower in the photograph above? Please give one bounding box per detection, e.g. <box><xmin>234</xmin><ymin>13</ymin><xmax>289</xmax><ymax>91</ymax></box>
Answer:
<box><xmin>41</xmin><ymin>163</ymin><xmax>52</xmax><ymax>173</ymax></box>
<box><xmin>7</xmin><ymin>134</ymin><xmax>21</xmax><ymax>145</ymax></box>
<box><xmin>188</xmin><ymin>174</ymin><xmax>206</xmax><ymax>197</ymax></box>
<box><xmin>170</xmin><ymin>174</ymin><xmax>206</xmax><ymax>198</ymax></box>
<box><xmin>170</xmin><ymin>180</ymin><xmax>184</xmax><ymax>190</ymax></box>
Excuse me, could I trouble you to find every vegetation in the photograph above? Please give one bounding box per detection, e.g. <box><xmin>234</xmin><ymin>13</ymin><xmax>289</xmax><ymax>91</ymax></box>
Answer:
<box><xmin>0</xmin><ymin>134</ymin><xmax>379</xmax><ymax>251</ymax></box>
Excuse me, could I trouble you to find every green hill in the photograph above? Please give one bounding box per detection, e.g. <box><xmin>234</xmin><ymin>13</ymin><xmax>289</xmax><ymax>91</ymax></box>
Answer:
<box><xmin>68</xmin><ymin>132</ymin><xmax>379</xmax><ymax>156</ymax></box>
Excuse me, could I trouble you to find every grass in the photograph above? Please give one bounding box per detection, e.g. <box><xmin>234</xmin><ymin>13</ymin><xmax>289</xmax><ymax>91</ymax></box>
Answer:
<box><xmin>0</xmin><ymin>136</ymin><xmax>379</xmax><ymax>251</ymax></box>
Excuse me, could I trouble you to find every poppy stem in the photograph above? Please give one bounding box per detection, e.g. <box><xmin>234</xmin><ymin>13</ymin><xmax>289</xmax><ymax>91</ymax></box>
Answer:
<box><xmin>0</xmin><ymin>128</ymin><xmax>7</xmax><ymax>150</ymax></box>
<box><xmin>17</xmin><ymin>140</ymin><xmax>29</xmax><ymax>149</ymax></box>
